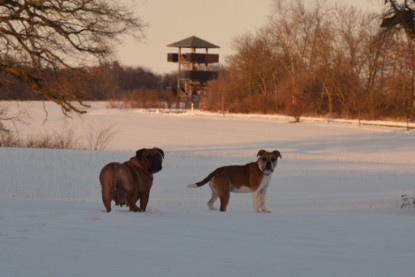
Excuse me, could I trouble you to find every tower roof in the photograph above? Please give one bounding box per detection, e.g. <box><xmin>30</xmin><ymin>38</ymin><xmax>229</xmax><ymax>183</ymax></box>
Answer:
<box><xmin>167</xmin><ymin>36</ymin><xmax>219</xmax><ymax>49</ymax></box>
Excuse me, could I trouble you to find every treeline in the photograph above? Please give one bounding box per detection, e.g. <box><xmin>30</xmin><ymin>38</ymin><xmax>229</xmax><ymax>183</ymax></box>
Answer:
<box><xmin>0</xmin><ymin>61</ymin><xmax>177</xmax><ymax>107</ymax></box>
<box><xmin>2</xmin><ymin>0</ymin><xmax>415</xmax><ymax>122</ymax></box>
<box><xmin>203</xmin><ymin>0</ymin><xmax>415</xmax><ymax>121</ymax></box>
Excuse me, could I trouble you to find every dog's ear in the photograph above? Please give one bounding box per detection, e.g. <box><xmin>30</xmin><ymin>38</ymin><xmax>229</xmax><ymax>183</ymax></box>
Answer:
<box><xmin>155</xmin><ymin>147</ymin><xmax>164</xmax><ymax>159</ymax></box>
<box><xmin>136</xmin><ymin>148</ymin><xmax>146</xmax><ymax>160</ymax></box>
<box><xmin>273</xmin><ymin>150</ymin><xmax>282</xmax><ymax>159</ymax></box>
<box><xmin>257</xmin><ymin>149</ymin><xmax>266</xmax><ymax>157</ymax></box>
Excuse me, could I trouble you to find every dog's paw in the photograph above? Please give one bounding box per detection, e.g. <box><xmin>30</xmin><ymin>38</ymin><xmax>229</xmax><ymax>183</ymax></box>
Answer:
<box><xmin>129</xmin><ymin>205</ymin><xmax>142</xmax><ymax>212</ymax></box>
<box><xmin>255</xmin><ymin>208</ymin><xmax>271</xmax><ymax>213</ymax></box>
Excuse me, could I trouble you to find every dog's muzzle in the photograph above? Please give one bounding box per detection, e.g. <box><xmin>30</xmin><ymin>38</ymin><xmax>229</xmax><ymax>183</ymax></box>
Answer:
<box><xmin>262</xmin><ymin>160</ymin><xmax>275</xmax><ymax>175</ymax></box>
<box><xmin>150</xmin><ymin>158</ymin><xmax>163</xmax><ymax>173</ymax></box>
<box><xmin>265</xmin><ymin>160</ymin><xmax>274</xmax><ymax>172</ymax></box>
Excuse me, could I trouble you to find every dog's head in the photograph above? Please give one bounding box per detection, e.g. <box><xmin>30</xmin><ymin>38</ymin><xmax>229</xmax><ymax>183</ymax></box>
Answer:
<box><xmin>257</xmin><ymin>149</ymin><xmax>282</xmax><ymax>175</ymax></box>
<box><xmin>136</xmin><ymin>148</ymin><xmax>164</xmax><ymax>174</ymax></box>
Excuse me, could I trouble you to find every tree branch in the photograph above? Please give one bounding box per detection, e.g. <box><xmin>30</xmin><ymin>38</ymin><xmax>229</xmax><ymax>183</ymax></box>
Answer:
<box><xmin>0</xmin><ymin>0</ymin><xmax>147</xmax><ymax>114</ymax></box>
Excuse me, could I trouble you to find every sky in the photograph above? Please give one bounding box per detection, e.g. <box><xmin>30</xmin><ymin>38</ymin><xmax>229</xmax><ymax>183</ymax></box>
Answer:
<box><xmin>115</xmin><ymin>0</ymin><xmax>384</xmax><ymax>75</ymax></box>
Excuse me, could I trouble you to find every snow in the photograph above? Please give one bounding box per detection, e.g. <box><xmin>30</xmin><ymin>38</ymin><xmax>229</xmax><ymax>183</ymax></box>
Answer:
<box><xmin>1</xmin><ymin>101</ymin><xmax>415</xmax><ymax>276</ymax></box>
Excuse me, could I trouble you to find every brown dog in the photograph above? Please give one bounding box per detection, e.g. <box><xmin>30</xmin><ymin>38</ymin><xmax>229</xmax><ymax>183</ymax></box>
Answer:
<box><xmin>187</xmin><ymin>150</ymin><xmax>282</xmax><ymax>212</ymax></box>
<box><xmin>99</xmin><ymin>148</ymin><xmax>164</xmax><ymax>212</ymax></box>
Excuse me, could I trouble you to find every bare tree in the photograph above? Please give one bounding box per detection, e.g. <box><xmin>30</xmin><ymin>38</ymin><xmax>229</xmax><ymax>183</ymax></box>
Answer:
<box><xmin>201</xmin><ymin>0</ymin><xmax>415</xmax><ymax>122</ymax></box>
<box><xmin>0</xmin><ymin>0</ymin><xmax>146</xmax><ymax>114</ymax></box>
<box><xmin>228</xmin><ymin>30</ymin><xmax>279</xmax><ymax>114</ymax></box>
<box><xmin>381</xmin><ymin>0</ymin><xmax>415</xmax><ymax>38</ymax></box>
<box><xmin>330</xmin><ymin>6</ymin><xmax>368</xmax><ymax>118</ymax></box>
<box><xmin>267</xmin><ymin>0</ymin><xmax>331</xmax><ymax>120</ymax></box>
<box><xmin>381</xmin><ymin>0</ymin><xmax>415</xmax><ymax>124</ymax></box>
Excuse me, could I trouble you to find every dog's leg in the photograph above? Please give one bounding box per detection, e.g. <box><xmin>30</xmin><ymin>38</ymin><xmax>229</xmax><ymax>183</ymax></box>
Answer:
<box><xmin>127</xmin><ymin>196</ymin><xmax>141</xmax><ymax>212</ymax></box>
<box><xmin>207</xmin><ymin>182</ymin><xmax>219</xmax><ymax>210</ymax></box>
<box><xmin>218</xmin><ymin>188</ymin><xmax>230</xmax><ymax>212</ymax></box>
<box><xmin>100</xmin><ymin>180</ymin><xmax>113</xmax><ymax>213</ymax></box>
<box><xmin>207</xmin><ymin>192</ymin><xmax>219</xmax><ymax>210</ymax></box>
<box><xmin>219</xmin><ymin>194</ymin><xmax>229</xmax><ymax>212</ymax></box>
<box><xmin>252</xmin><ymin>191</ymin><xmax>261</xmax><ymax>212</ymax></box>
<box><xmin>252</xmin><ymin>187</ymin><xmax>271</xmax><ymax>213</ymax></box>
<box><xmin>140</xmin><ymin>192</ymin><xmax>150</xmax><ymax>212</ymax></box>
<box><xmin>259</xmin><ymin>190</ymin><xmax>271</xmax><ymax>213</ymax></box>
<box><xmin>103</xmin><ymin>196</ymin><xmax>112</xmax><ymax>212</ymax></box>
<box><xmin>128</xmin><ymin>203</ymin><xmax>141</xmax><ymax>212</ymax></box>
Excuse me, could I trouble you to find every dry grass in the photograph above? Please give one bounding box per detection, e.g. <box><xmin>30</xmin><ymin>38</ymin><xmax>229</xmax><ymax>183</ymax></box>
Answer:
<box><xmin>0</xmin><ymin>125</ymin><xmax>117</xmax><ymax>151</ymax></box>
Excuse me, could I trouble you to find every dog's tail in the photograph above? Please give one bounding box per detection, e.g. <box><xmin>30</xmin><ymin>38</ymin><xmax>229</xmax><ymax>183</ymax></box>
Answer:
<box><xmin>187</xmin><ymin>172</ymin><xmax>215</xmax><ymax>188</ymax></box>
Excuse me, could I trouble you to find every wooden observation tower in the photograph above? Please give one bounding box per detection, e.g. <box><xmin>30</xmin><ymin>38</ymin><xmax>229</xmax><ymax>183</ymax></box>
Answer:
<box><xmin>167</xmin><ymin>36</ymin><xmax>219</xmax><ymax>108</ymax></box>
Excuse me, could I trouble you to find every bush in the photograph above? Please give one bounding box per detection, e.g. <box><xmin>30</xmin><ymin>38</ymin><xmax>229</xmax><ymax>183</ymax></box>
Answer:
<box><xmin>0</xmin><ymin>125</ymin><xmax>116</xmax><ymax>151</ymax></box>
<box><xmin>87</xmin><ymin>125</ymin><xmax>117</xmax><ymax>151</ymax></box>
<box><xmin>23</xmin><ymin>128</ymin><xmax>82</xmax><ymax>149</ymax></box>
<box><xmin>0</xmin><ymin>125</ymin><xmax>19</xmax><ymax>147</ymax></box>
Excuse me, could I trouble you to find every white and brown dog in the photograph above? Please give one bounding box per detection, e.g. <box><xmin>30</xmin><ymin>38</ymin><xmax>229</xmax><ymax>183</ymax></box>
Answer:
<box><xmin>187</xmin><ymin>150</ymin><xmax>282</xmax><ymax>212</ymax></box>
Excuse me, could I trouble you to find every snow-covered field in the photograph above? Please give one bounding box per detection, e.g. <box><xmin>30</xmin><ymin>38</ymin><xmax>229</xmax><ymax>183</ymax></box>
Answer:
<box><xmin>1</xmin><ymin>101</ymin><xmax>415</xmax><ymax>277</ymax></box>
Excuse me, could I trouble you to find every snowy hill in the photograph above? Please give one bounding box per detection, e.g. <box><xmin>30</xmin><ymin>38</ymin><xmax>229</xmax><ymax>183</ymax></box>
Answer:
<box><xmin>1</xmin><ymin>101</ymin><xmax>414</xmax><ymax>276</ymax></box>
